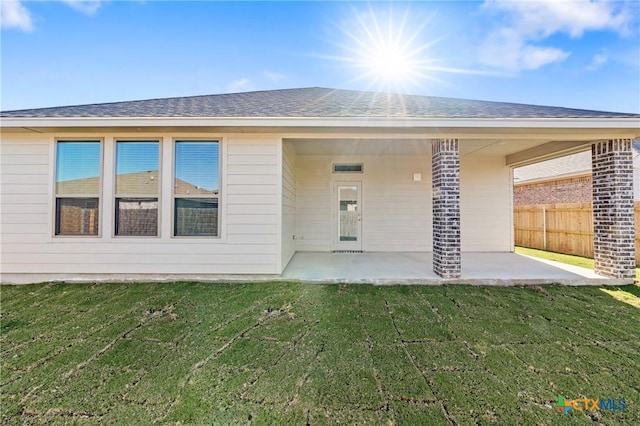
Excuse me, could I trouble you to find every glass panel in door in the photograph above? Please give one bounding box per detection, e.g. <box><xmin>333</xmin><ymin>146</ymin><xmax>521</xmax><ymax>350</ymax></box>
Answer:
<box><xmin>339</xmin><ymin>186</ymin><xmax>358</xmax><ymax>241</ymax></box>
<box><xmin>335</xmin><ymin>182</ymin><xmax>362</xmax><ymax>250</ymax></box>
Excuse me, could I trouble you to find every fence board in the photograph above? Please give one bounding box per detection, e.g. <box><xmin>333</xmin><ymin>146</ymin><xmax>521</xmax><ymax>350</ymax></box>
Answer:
<box><xmin>514</xmin><ymin>202</ymin><xmax>640</xmax><ymax>265</ymax></box>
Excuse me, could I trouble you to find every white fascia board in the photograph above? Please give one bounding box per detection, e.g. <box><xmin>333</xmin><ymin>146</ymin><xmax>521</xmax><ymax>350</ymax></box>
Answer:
<box><xmin>1</xmin><ymin>116</ymin><xmax>640</xmax><ymax>131</ymax></box>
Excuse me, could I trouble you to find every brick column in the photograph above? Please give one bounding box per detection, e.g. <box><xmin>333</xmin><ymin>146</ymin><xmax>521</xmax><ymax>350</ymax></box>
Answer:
<box><xmin>592</xmin><ymin>139</ymin><xmax>636</xmax><ymax>279</ymax></box>
<box><xmin>432</xmin><ymin>139</ymin><xmax>461</xmax><ymax>278</ymax></box>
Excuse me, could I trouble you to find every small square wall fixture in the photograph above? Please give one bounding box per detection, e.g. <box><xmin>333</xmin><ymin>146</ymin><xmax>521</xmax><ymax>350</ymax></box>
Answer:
<box><xmin>413</xmin><ymin>173</ymin><xmax>422</xmax><ymax>182</ymax></box>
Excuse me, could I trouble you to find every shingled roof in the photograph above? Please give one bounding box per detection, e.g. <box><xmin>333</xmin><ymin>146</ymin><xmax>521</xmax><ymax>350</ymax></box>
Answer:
<box><xmin>2</xmin><ymin>87</ymin><xmax>638</xmax><ymax>119</ymax></box>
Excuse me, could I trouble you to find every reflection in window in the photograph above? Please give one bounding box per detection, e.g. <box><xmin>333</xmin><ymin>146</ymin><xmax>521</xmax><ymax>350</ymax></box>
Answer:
<box><xmin>175</xmin><ymin>198</ymin><xmax>218</xmax><ymax>236</ymax></box>
<box><xmin>55</xmin><ymin>141</ymin><xmax>101</xmax><ymax>236</ymax></box>
<box><xmin>56</xmin><ymin>198</ymin><xmax>99</xmax><ymax>235</ymax></box>
<box><xmin>115</xmin><ymin>198</ymin><xmax>158</xmax><ymax>236</ymax></box>
<box><xmin>174</xmin><ymin>141</ymin><xmax>220</xmax><ymax>236</ymax></box>
<box><xmin>115</xmin><ymin>141</ymin><xmax>159</xmax><ymax>195</ymax></box>
<box><xmin>115</xmin><ymin>141</ymin><xmax>159</xmax><ymax>236</ymax></box>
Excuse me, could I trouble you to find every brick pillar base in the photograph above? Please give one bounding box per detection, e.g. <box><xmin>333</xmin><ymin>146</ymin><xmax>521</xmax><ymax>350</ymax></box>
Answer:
<box><xmin>592</xmin><ymin>139</ymin><xmax>635</xmax><ymax>279</ymax></box>
<box><xmin>432</xmin><ymin>139</ymin><xmax>461</xmax><ymax>278</ymax></box>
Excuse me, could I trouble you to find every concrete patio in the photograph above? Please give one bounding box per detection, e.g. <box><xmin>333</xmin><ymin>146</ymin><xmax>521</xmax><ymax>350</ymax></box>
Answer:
<box><xmin>281</xmin><ymin>252</ymin><xmax>630</xmax><ymax>285</ymax></box>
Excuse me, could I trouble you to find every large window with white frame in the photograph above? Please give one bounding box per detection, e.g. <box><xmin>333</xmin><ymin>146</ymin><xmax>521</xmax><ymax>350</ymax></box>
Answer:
<box><xmin>55</xmin><ymin>140</ymin><xmax>102</xmax><ymax>236</ymax></box>
<box><xmin>173</xmin><ymin>140</ymin><xmax>220</xmax><ymax>237</ymax></box>
<box><xmin>114</xmin><ymin>140</ymin><xmax>160</xmax><ymax>236</ymax></box>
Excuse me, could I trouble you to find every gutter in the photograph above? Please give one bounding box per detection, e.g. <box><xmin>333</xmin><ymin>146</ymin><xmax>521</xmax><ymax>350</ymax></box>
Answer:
<box><xmin>2</xmin><ymin>116</ymin><xmax>640</xmax><ymax>131</ymax></box>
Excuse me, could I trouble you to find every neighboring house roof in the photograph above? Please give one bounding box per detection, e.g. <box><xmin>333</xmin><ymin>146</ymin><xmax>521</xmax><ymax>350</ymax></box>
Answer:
<box><xmin>2</xmin><ymin>87</ymin><xmax>639</xmax><ymax>119</ymax></box>
<box><xmin>57</xmin><ymin>171</ymin><xmax>216</xmax><ymax>195</ymax></box>
<box><xmin>514</xmin><ymin>140</ymin><xmax>640</xmax><ymax>184</ymax></box>
<box><xmin>513</xmin><ymin>151</ymin><xmax>592</xmax><ymax>183</ymax></box>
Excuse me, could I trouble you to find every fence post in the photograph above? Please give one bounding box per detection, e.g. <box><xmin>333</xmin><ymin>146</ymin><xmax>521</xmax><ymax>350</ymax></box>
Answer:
<box><xmin>542</xmin><ymin>206</ymin><xmax>547</xmax><ymax>251</ymax></box>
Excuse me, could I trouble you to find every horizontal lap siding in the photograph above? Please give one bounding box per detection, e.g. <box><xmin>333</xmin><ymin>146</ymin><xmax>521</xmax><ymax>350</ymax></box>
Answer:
<box><xmin>0</xmin><ymin>139</ymin><xmax>50</xmax><ymax>246</ymax></box>
<box><xmin>296</xmin><ymin>157</ymin><xmax>332</xmax><ymax>251</ymax></box>
<box><xmin>224</xmin><ymin>138</ymin><xmax>280</xmax><ymax>273</ymax></box>
<box><xmin>4</xmin><ymin>242</ymin><xmax>278</xmax><ymax>255</ymax></box>
<box><xmin>281</xmin><ymin>140</ymin><xmax>296</xmax><ymax>270</ymax></box>
<box><xmin>460</xmin><ymin>155</ymin><xmax>512</xmax><ymax>251</ymax></box>
<box><xmin>0</xmin><ymin>135</ymin><xmax>281</xmax><ymax>278</ymax></box>
<box><xmin>296</xmin><ymin>155</ymin><xmax>431</xmax><ymax>252</ymax></box>
<box><xmin>2</xmin><ymin>263</ymin><xmax>274</xmax><ymax>275</ymax></box>
<box><xmin>362</xmin><ymin>157</ymin><xmax>431</xmax><ymax>251</ymax></box>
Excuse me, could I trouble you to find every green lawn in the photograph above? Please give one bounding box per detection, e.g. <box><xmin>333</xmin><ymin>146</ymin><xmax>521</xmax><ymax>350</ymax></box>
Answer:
<box><xmin>515</xmin><ymin>246</ymin><xmax>640</xmax><ymax>280</ymax></box>
<box><xmin>2</xmin><ymin>282</ymin><xmax>639</xmax><ymax>425</ymax></box>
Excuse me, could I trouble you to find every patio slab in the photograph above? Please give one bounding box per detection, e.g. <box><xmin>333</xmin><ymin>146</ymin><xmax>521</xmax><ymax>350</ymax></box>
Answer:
<box><xmin>281</xmin><ymin>252</ymin><xmax>630</xmax><ymax>285</ymax></box>
<box><xmin>4</xmin><ymin>252</ymin><xmax>630</xmax><ymax>286</ymax></box>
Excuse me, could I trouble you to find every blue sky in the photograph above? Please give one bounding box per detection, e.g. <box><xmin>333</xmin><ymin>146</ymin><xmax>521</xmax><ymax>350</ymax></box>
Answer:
<box><xmin>56</xmin><ymin>141</ymin><xmax>100</xmax><ymax>182</ymax></box>
<box><xmin>116</xmin><ymin>141</ymin><xmax>159</xmax><ymax>177</ymax></box>
<box><xmin>2</xmin><ymin>1</ymin><xmax>639</xmax><ymax>113</ymax></box>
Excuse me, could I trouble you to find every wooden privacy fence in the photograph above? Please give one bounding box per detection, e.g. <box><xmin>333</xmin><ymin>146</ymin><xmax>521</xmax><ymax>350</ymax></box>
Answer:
<box><xmin>514</xmin><ymin>202</ymin><xmax>640</xmax><ymax>265</ymax></box>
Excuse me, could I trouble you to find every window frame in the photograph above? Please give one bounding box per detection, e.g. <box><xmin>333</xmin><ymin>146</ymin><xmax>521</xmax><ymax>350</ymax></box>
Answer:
<box><xmin>172</xmin><ymin>139</ymin><xmax>221</xmax><ymax>238</ymax></box>
<box><xmin>53</xmin><ymin>138</ymin><xmax>103</xmax><ymax>238</ymax></box>
<box><xmin>113</xmin><ymin>138</ymin><xmax>162</xmax><ymax>238</ymax></box>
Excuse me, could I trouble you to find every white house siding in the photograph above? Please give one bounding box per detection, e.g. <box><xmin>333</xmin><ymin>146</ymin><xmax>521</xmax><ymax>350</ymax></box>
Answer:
<box><xmin>460</xmin><ymin>154</ymin><xmax>513</xmax><ymax>251</ymax></box>
<box><xmin>295</xmin><ymin>152</ymin><xmax>512</xmax><ymax>253</ymax></box>
<box><xmin>0</xmin><ymin>134</ymin><xmax>282</xmax><ymax>282</ymax></box>
<box><xmin>0</xmin><ymin>136</ymin><xmax>51</xmax><ymax>248</ymax></box>
<box><xmin>281</xmin><ymin>140</ymin><xmax>297</xmax><ymax>270</ymax></box>
<box><xmin>296</xmin><ymin>155</ymin><xmax>332</xmax><ymax>251</ymax></box>
<box><xmin>295</xmin><ymin>155</ymin><xmax>432</xmax><ymax>252</ymax></box>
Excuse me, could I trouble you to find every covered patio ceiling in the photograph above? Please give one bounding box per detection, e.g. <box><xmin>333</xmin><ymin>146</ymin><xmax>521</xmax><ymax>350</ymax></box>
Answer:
<box><xmin>285</xmin><ymin>137</ymin><xmax>596</xmax><ymax>166</ymax></box>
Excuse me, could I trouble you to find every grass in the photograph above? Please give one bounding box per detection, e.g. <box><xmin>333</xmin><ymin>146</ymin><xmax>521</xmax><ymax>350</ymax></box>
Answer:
<box><xmin>1</xmin><ymin>282</ymin><xmax>639</xmax><ymax>425</ymax></box>
<box><xmin>515</xmin><ymin>246</ymin><xmax>640</xmax><ymax>280</ymax></box>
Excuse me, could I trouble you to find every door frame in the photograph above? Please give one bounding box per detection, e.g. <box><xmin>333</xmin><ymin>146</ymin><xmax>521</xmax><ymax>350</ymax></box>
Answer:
<box><xmin>332</xmin><ymin>181</ymin><xmax>363</xmax><ymax>251</ymax></box>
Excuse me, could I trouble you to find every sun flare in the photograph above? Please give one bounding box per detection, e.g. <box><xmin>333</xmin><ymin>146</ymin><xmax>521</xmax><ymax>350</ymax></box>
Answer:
<box><xmin>329</xmin><ymin>6</ymin><xmax>496</xmax><ymax>93</ymax></box>
<box><xmin>364</xmin><ymin>43</ymin><xmax>415</xmax><ymax>82</ymax></box>
<box><xmin>334</xmin><ymin>6</ymin><xmax>437</xmax><ymax>91</ymax></box>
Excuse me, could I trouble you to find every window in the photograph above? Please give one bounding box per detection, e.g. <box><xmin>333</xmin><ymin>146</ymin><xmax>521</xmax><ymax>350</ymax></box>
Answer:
<box><xmin>174</xmin><ymin>141</ymin><xmax>220</xmax><ymax>236</ymax></box>
<box><xmin>55</xmin><ymin>141</ymin><xmax>101</xmax><ymax>236</ymax></box>
<box><xmin>333</xmin><ymin>163</ymin><xmax>363</xmax><ymax>173</ymax></box>
<box><xmin>115</xmin><ymin>141</ymin><xmax>159</xmax><ymax>236</ymax></box>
